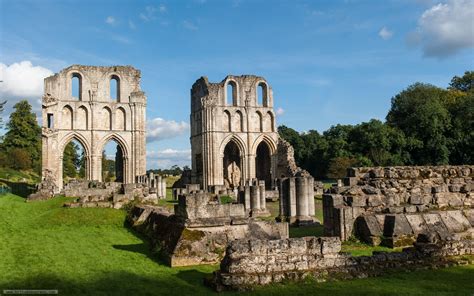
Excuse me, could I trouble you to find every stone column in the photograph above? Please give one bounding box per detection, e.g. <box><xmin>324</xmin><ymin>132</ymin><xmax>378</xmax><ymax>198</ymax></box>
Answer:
<box><xmin>149</xmin><ymin>172</ymin><xmax>154</xmax><ymax>187</ymax></box>
<box><xmin>278</xmin><ymin>178</ymin><xmax>286</xmax><ymax>217</ymax></box>
<box><xmin>259</xmin><ymin>180</ymin><xmax>266</xmax><ymax>211</ymax></box>
<box><xmin>296</xmin><ymin>177</ymin><xmax>309</xmax><ymax>218</ymax></box>
<box><xmin>307</xmin><ymin>177</ymin><xmax>315</xmax><ymax>216</ymax></box>
<box><xmin>157</xmin><ymin>175</ymin><xmax>163</xmax><ymax>197</ymax></box>
<box><xmin>250</xmin><ymin>184</ymin><xmax>260</xmax><ymax>214</ymax></box>
<box><xmin>161</xmin><ymin>179</ymin><xmax>167</xmax><ymax>199</ymax></box>
<box><xmin>244</xmin><ymin>184</ymin><xmax>251</xmax><ymax>211</ymax></box>
<box><xmin>289</xmin><ymin>177</ymin><xmax>297</xmax><ymax>217</ymax></box>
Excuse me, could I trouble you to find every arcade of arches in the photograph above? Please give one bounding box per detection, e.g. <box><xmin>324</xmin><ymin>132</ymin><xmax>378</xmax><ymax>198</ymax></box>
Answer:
<box><xmin>41</xmin><ymin>65</ymin><xmax>147</xmax><ymax>192</ymax></box>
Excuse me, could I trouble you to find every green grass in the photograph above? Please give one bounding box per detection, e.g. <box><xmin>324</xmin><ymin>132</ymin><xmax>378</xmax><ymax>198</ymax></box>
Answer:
<box><xmin>342</xmin><ymin>240</ymin><xmax>403</xmax><ymax>257</ymax></box>
<box><xmin>1</xmin><ymin>193</ymin><xmax>473</xmax><ymax>295</ymax></box>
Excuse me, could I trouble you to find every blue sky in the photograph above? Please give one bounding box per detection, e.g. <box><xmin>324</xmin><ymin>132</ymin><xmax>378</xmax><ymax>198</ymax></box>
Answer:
<box><xmin>1</xmin><ymin>0</ymin><xmax>473</xmax><ymax>169</ymax></box>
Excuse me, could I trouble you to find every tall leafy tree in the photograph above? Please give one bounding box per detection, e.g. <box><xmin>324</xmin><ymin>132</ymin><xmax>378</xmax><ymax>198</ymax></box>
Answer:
<box><xmin>449</xmin><ymin>71</ymin><xmax>474</xmax><ymax>93</ymax></box>
<box><xmin>2</xmin><ymin>100</ymin><xmax>41</xmax><ymax>170</ymax></box>
<box><xmin>63</xmin><ymin>142</ymin><xmax>80</xmax><ymax>179</ymax></box>
<box><xmin>348</xmin><ymin>119</ymin><xmax>409</xmax><ymax>166</ymax></box>
<box><xmin>386</xmin><ymin>83</ymin><xmax>450</xmax><ymax>165</ymax></box>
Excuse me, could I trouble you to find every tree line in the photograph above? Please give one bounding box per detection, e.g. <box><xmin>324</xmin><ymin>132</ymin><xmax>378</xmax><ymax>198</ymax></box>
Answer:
<box><xmin>278</xmin><ymin>71</ymin><xmax>473</xmax><ymax>180</ymax></box>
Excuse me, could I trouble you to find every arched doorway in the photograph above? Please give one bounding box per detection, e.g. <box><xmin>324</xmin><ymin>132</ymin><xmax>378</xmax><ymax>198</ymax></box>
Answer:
<box><xmin>61</xmin><ymin>138</ymin><xmax>88</xmax><ymax>185</ymax></box>
<box><xmin>256</xmin><ymin>141</ymin><xmax>272</xmax><ymax>188</ymax></box>
<box><xmin>102</xmin><ymin>140</ymin><xmax>124</xmax><ymax>183</ymax></box>
<box><xmin>223</xmin><ymin>140</ymin><xmax>241</xmax><ymax>189</ymax></box>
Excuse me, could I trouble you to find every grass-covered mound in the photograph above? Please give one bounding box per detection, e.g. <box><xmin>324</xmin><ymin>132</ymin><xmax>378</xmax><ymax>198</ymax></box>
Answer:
<box><xmin>1</xmin><ymin>193</ymin><xmax>473</xmax><ymax>295</ymax></box>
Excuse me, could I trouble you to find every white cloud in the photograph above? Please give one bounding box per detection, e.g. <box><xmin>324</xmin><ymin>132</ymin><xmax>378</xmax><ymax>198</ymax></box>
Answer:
<box><xmin>0</xmin><ymin>61</ymin><xmax>51</xmax><ymax>123</ymax></box>
<box><xmin>276</xmin><ymin>107</ymin><xmax>285</xmax><ymax>116</ymax></box>
<box><xmin>105</xmin><ymin>16</ymin><xmax>116</xmax><ymax>25</ymax></box>
<box><xmin>146</xmin><ymin>118</ymin><xmax>190</xmax><ymax>142</ymax></box>
<box><xmin>128</xmin><ymin>20</ymin><xmax>136</xmax><ymax>29</ymax></box>
<box><xmin>147</xmin><ymin>148</ymin><xmax>191</xmax><ymax>169</ymax></box>
<box><xmin>408</xmin><ymin>0</ymin><xmax>474</xmax><ymax>57</ymax></box>
<box><xmin>140</xmin><ymin>5</ymin><xmax>166</xmax><ymax>22</ymax></box>
<box><xmin>182</xmin><ymin>20</ymin><xmax>198</xmax><ymax>31</ymax></box>
<box><xmin>378</xmin><ymin>26</ymin><xmax>393</xmax><ymax>40</ymax></box>
<box><xmin>0</xmin><ymin>61</ymin><xmax>52</xmax><ymax>100</ymax></box>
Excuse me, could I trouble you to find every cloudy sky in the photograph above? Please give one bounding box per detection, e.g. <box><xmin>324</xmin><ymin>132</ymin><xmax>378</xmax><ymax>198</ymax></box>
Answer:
<box><xmin>0</xmin><ymin>0</ymin><xmax>473</xmax><ymax>169</ymax></box>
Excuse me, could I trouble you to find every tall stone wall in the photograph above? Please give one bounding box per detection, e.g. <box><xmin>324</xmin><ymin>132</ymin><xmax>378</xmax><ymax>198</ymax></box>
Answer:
<box><xmin>323</xmin><ymin>165</ymin><xmax>473</xmax><ymax>244</ymax></box>
<box><xmin>41</xmin><ymin>65</ymin><xmax>147</xmax><ymax>192</ymax></box>
<box><xmin>190</xmin><ymin>75</ymin><xmax>279</xmax><ymax>191</ymax></box>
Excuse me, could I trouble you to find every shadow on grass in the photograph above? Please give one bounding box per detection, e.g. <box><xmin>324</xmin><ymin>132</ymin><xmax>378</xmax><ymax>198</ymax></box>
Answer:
<box><xmin>1</xmin><ymin>272</ymin><xmax>217</xmax><ymax>296</ymax></box>
<box><xmin>289</xmin><ymin>223</ymin><xmax>325</xmax><ymax>238</ymax></box>
<box><xmin>0</xmin><ymin>178</ymin><xmax>36</xmax><ymax>198</ymax></box>
<box><xmin>3</xmin><ymin>265</ymin><xmax>473</xmax><ymax>296</ymax></box>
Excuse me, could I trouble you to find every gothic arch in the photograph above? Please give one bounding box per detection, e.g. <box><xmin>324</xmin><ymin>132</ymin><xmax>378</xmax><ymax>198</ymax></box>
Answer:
<box><xmin>219</xmin><ymin>134</ymin><xmax>247</xmax><ymax>157</ymax></box>
<box><xmin>76</xmin><ymin>105</ymin><xmax>89</xmax><ymax>130</ymax></box>
<box><xmin>61</xmin><ymin>105</ymin><xmax>73</xmax><ymax>129</ymax></box>
<box><xmin>223</xmin><ymin>109</ymin><xmax>231</xmax><ymax>132</ymax></box>
<box><xmin>116</xmin><ymin>107</ymin><xmax>126</xmax><ymax>131</ymax></box>
<box><xmin>256</xmin><ymin>111</ymin><xmax>263</xmax><ymax>132</ymax></box>
<box><xmin>59</xmin><ymin>132</ymin><xmax>92</xmax><ymax>159</ymax></box>
<box><xmin>251</xmin><ymin>134</ymin><xmax>277</xmax><ymax>156</ymax></box>
<box><xmin>234</xmin><ymin>110</ymin><xmax>244</xmax><ymax>132</ymax></box>
<box><xmin>97</xmin><ymin>133</ymin><xmax>130</xmax><ymax>158</ymax></box>
<box><xmin>224</xmin><ymin>79</ymin><xmax>239</xmax><ymax>106</ymax></box>
<box><xmin>255</xmin><ymin>80</ymin><xmax>269</xmax><ymax>107</ymax></box>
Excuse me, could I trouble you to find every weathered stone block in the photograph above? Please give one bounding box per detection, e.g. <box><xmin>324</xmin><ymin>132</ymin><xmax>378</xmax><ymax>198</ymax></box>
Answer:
<box><xmin>320</xmin><ymin>237</ymin><xmax>341</xmax><ymax>255</ymax></box>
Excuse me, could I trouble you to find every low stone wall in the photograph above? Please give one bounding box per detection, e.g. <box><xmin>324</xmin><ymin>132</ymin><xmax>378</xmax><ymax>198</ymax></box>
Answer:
<box><xmin>62</xmin><ymin>181</ymin><xmax>158</xmax><ymax>209</ymax></box>
<box><xmin>355</xmin><ymin>209</ymin><xmax>473</xmax><ymax>247</ymax></box>
<box><xmin>323</xmin><ymin>165</ymin><xmax>473</xmax><ymax>243</ymax></box>
<box><xmin>210</xmin><ymin>236</ymin><xmax>474</xmax><ymax>291</ymax></box>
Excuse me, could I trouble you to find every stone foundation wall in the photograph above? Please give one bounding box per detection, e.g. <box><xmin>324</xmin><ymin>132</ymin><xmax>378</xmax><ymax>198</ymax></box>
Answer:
<box><xmin>323</xmin><ymin>165</ymin><xmax>473</xmax><ymax>242</ymax></box>
<box><xmin>211</xmin><ymin>236</ymin><xmax>474</xmax><ymax>291</ymax></box>
<box><xmin>62</xmin><ymin>181</ymin><xmax>157</xmax><ymax>209</ymax></box>
<box><xmin>128</xmin><ymin>198</ymin><xmax>289</xmax><ymax>267</ymax></box>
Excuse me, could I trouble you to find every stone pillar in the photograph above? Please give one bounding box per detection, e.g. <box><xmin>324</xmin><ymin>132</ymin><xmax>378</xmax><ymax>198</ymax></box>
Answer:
<box><xmin>307</xmin><ymin>177</ymin><xmax>315</xmax><ymax>216</ymax></box>
<box><xmin>296</xmin><ymin>177</ymin><xmax>309</xmax><ymax>218</ymax></box>
<box><xmin>244</xmin><ymin>184</ymin><xmax>251</xmax><ymax>211</ymax></box>
<box><xmin>258</xmin><ymin>180</ymin><xmax>266</xmax><ymax>211</ymax></box>
<box><xmin>161</xmin><ymin>179</ymin><xmax>167</xmax><ymax>199</ymax></box>
<box><xmin>149</xmin><ymin>172</ymin><xmax>154</xmax><ymax>187</ymax></box>
<box><xmin>289</xmin><ymin>178</ymin><xmax>297</xmax><ymax>217</ymax></box>
<box><xmin>157</xmin><ymin>175</ymin><xmax>163</xmax><ymax>197</ymax></box>
<box><xmin>278</xmin><ymin>179</ymin><xmax>286</xmax><ymax>218</ymax></box>
<box><xmin>250</xmin><ymin>184</ymin><xmax>260</xmax><ymax>215</ymax></box>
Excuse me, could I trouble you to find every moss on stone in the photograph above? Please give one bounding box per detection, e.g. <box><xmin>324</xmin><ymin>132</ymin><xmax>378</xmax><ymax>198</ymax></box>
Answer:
<box><xmin>181</xmin><ymin>228</ymin><xmax>205</xmax><ymax>241</ymax></box>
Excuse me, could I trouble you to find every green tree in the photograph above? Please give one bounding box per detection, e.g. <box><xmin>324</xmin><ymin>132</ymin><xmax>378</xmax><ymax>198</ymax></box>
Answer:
<box><xmin>348</xmin><ymin>119</ymin><xmax>409</xmax><ymax>166</ymax></box>
<box><xmin>327</xmin><ymin>157</ymin><xmax>357</xmax><ymax>179</ymax></box>
<box><xmin>449</xmin><ymin>71</ymin><xmax>474</xmax><ymax>93</ymax></box>
<box><xmin>63</xmin><ymin>142</ymin><xmax>80</xmax><ymax>179</ymax></box>
<box><xmin>8</xmin><ymin>148</ymin><xmax>31</xmax><ymax>170</ymax></box>
<box><xmin>2</xmin><ymin>100</ymin><xmax>41</xmax><ymax>170</ymax></box>
<box><xmin>386</xmin><ymin>83</ymin><xmax>450</xmax><ymax>165</ymax></box>
<box><xmin>0</xmin><ymin>100</ymin><xmax>6</xmax><ymax>129</ymax></box>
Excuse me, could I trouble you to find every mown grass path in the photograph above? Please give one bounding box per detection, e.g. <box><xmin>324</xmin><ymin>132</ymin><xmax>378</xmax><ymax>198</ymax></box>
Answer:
<box><xmin>1</xmin><ymin>194</ymin><xmax>473</xmax><ymax>295</ymax></box>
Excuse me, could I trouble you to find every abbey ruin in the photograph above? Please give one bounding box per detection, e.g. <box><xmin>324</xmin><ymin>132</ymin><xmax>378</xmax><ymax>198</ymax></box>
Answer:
<box><xmin>31</xmin><ymin>65</ymin><xmax>474</xmax><ymax>291</ymax></box>
<box><xmin>40</xmin><ymin>65</ymin><xmax>147</xmax><ymax>191</ymax></box>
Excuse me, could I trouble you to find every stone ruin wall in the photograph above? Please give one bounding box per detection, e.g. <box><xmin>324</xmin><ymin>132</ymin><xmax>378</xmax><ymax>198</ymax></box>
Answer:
<box><xmin>210</xmin><ymin>236</ymin><xmax>474</xmax><ymax>291</ymax></box>
<box><xmin>127</xmin><ymin>192</ymin><xmax>289</xmax><ymax>267</ymax></box>
<box><xmin>323</xmin><ymin>165</ymin><xmax>473</xmax><ymax>245</ymax></box>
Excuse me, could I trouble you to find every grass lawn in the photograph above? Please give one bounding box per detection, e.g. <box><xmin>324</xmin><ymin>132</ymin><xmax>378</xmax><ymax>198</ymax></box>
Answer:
<box><xmin>1</xmin><ymin>193</ymin><xmax>473</xmax><ymax>295</ymax></box>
